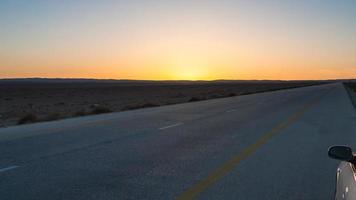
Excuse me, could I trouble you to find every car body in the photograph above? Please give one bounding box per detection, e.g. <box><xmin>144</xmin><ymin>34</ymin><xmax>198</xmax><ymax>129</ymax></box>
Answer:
<box><xmin>329</xmin><ymin>146</ymin><xmax>356</xmax><ymax>200</ymax></box>
<box><xmin>334</xmin><ymin>161</ymin><xmax>356</xmax><ymax>199</ymax></box>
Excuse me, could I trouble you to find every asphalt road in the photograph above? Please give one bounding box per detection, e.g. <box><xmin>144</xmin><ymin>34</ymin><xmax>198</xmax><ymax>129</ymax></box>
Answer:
<box><xmin>1</xmin><ymin>82</ymin><xmax>356</xmax><ymax>200</ymax></box>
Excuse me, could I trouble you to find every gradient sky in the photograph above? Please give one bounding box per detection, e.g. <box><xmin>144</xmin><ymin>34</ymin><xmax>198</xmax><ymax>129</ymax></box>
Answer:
<box><xmin>1</xmin><ymin>0</ymin><xmax>356</xmax><ymax>80</ymax></box>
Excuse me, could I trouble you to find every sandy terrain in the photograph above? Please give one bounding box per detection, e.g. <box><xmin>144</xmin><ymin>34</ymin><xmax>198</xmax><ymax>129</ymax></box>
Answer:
<box><xmin>0</xmin><ymin>79</ymin><xmax>330</xmax><ymax>127</ymax></box>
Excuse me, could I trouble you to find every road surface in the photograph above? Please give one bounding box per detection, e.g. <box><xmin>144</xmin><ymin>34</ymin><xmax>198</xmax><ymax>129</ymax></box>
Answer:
<box><xmin>1</xmin><ymin>82</ymin><xmax>356</xmax><ymax>200</ymax></box>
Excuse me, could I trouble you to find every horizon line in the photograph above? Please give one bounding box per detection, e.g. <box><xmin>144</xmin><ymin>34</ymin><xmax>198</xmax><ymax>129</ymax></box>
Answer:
<box><xmin>0</xmin><ymin>77</ymin><xmax>352</xmax><ymax>82</ymax></box>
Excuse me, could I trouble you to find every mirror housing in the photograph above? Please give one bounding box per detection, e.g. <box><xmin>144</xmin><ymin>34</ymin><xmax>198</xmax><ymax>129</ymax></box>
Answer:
<box><xmin>328</xmin><ymin>145</ymin><xmax>354</xmax><ymax>163</ymax></box>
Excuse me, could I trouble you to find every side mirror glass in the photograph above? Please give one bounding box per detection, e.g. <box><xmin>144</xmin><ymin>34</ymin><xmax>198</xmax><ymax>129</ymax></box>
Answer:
<box><xmin>328</xmin><ymin>145</ymin><xmax>354</xmax><ymax>162</ymax></box>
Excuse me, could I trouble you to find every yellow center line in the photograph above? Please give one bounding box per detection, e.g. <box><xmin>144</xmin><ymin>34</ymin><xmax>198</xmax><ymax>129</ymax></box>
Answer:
<box><xmin>176</xmin><ymin>90</ymin><xmax>330</xmax><ymax>200</ymax></box>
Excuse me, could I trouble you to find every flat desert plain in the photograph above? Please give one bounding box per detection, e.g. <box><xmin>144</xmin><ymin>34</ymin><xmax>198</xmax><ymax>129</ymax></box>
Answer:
<box><xmin>0</xmin><ymin>79</ymin><xmax>330</xmax><ymax>127</ymax></box>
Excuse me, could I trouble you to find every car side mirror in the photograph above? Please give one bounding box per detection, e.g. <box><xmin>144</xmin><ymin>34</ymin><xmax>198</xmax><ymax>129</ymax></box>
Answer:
<box><xmin>328</xmin><ymin>145</ymin><xmax>354</xmax><ymax>162</ymax></box>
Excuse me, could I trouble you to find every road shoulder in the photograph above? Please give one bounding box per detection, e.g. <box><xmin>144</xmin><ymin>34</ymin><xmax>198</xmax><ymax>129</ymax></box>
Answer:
<box><xmin>343</xmin><ymin>82</ymin><xmax>356</xmax><ymax>108</ymax></box>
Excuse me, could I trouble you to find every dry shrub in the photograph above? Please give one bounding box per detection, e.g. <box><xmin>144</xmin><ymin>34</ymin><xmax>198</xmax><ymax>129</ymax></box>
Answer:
<box><xmin>91</xmin><ymin>106</ymin><xmax>112</xmax><ymax>114</ymax></box>
<box><xmin>122</xmin><ymin>102</ymin><xmax>159</xmax><ymax>111</ymax></box>
<box><xmin>43</xmin><ymin>113</ymin><xmax>61</xmax><ymax>121</ymax></box>
<box><xmin>18</xmin><ymin>113</ymin><xmax>38</xmax><ymax>124</ymax></box>
<box><xmin>74</xmin><ymin>109</ymin><xmax>87</xmax><ymax>117</ymax></box>
<box><xmin>189</xmin><ymin>97</ymin><xmax>206</xmax><ymax>102</ymax></box>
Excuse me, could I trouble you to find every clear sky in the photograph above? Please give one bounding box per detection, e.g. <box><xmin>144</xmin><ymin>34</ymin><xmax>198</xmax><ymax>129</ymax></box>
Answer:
<box><xmin>1</xmin><ymin>0</ymin><xmax>355</xmax><ymax>80</ymax></box>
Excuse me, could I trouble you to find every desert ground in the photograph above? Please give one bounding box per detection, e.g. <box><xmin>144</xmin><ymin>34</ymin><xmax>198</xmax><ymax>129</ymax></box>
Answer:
<box><xmin>344</xmin><ymin>82</ymin><xmax>356</xmax><ymax>91</ymax></box>
<box><xmin>344</xmin><ymin>82</ymin><xmax>356</xmax><ymax>105</ymax></box>
<box><xmin>0</xmin><ymin>79</ymin><xmax>330</xmax><ymax>127</ymax></box>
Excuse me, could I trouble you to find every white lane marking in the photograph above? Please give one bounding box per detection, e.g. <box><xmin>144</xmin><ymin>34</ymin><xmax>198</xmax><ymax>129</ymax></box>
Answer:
<box><xmin>226</xmin><ymin>109</ymin><xmax>236</xmax><ymax>113</ymax></box>
<box><xmin>0</xmin><ymin>165</ymin><xmax>20</xmax><ymax>173</ymax></box>
<box><xmin>158</xmin><ymin>123</ymin><xmax>183</xmax><ymax>130</ymax></box>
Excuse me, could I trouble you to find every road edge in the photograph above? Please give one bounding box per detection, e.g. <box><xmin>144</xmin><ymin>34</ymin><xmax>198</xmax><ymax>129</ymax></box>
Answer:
<box><xmin>343</xmin><ymin>82</ymin><xmax>356</xmax><ymax>108</ymax></box>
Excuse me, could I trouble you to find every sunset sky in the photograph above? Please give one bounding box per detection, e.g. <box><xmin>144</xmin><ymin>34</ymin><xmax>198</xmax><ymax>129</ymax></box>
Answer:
<box><xmin>1</xmin><ymin>0</ymin><xmax>355</xmax><ymax>80</ymax></box>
